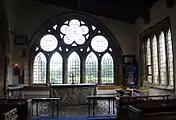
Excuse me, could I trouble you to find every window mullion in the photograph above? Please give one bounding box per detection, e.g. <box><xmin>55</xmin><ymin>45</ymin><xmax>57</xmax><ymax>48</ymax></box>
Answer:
<box><xmin>164</xmin><ymin>31</ymin><xmax>169</xmax><ymax>86</ymax></box>
<box><xmin>46</xmin><ymin>57</ymin><xmax>50</xmax><ymax>85</ymax></box>
<box><xmin>150</xmin><ymin>37</ymin><xmax>154</xmax><ymax>84</ymax></box>
<box><xmin>98</xmin><ymin>58</ymin><xmax>101</xmax><ymax>85</ymax></box>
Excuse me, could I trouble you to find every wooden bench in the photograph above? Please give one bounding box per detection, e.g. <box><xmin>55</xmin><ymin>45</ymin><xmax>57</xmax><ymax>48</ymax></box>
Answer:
<box><xmin>0</xmin><ymin>107</ymin><xmax>18</xmax><ymax>120</ymax></box>
<box><xmin>87</xmin><ymin>94</ymin><xmax>117</xmax><ymax>116</ymax></box>
<box><xmin>129</xmin><ymin>99</ymin><xmax>176</xmax><ymax>120</ymax></box>
<box><xmin>0</xmin><ymin>99</ymin><xmax>32</xmax><ymax>120</ymax></box>
<box><xmin>116</xmin><ymin>94</ymin><xmax>170</xmax><ymax>120</ymax></box>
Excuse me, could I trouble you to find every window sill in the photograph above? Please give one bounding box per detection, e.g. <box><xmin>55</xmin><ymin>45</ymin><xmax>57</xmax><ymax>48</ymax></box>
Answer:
<box><xmin>150</xmin><ymin>85</ymin><xmax>174</xmax><ymax>91</ymax></box>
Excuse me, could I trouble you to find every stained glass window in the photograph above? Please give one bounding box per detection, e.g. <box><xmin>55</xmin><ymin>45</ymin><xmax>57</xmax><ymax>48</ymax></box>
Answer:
<box><xmin>142</xmin><ymin>18</ymin><xmax>175</xmax><ymax>89</ymax></box>
<box><xmin>40</xmin><ymin>34</ymin><xmax>58</xmax><ymax>52</ymax></box>
<box><xmin>60</xmin><ymin>19</ymin><xmax>89</xmax><ymax>45</ymax></box>
<box><xmin>158</xmin><ymin>32</ymin><xmax>167</xmax><ymax>85</ymax></box>
<box><xmin>152</xmin><ymin>36</ymin><xmax>159</xmax><ymax>85</ymax></box>
<box><xmin>32</xmin><ymin>15</ymin><xmax>118</xmax><ymax>85</ymax></box>
<box><xmin>33</xmin><ymin>52</ymin><xmax>47</xmax><ymax>83</ymax></box>
<box><xmin>68</xmin><ymin>52</ymin><xmax>80</xmax><ymax>84</ymax></box>
<box><xmin>146</xmin><ymin>38</ymin><xmax>152</xmax><ymax>83</ymax></box>
<box><xmin>101</xmin><ymin>53</ymin><xmax>114</xmax><ymax>84</ymax></box>
<box><xmin>50</xmin><ymin>52</ymin><xmax>63</xmax><ymax>84</ymax></box>
<box><xmin>91</xmin><ymin>35</ymin><xmax>108</xmax><ymax>52</ymax></box>
<box><xmin>167</xmin><ymin>29</ymin><xmax>174</xmax><ymax>86</ymax></box>
<box><xmin>85</xmin><ymin>52</ymin><xmax>98</xmax><ymax>83</ymax></box>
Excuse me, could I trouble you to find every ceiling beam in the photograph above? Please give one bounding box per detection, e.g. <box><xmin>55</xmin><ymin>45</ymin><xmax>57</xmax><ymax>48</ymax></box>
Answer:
<box><xmin>141</xmin><ymin>10</ymin><xmax>150</xmax><ymax>25</ymax></box>
<box><xmin>166</xmin><ymin>0</ymin><xmax>175</xmax><ymax>8</ymax></box>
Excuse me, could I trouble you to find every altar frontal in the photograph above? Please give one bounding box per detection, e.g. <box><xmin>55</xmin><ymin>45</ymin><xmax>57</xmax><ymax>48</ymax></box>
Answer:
<box><xmin>50</xmin><ymin>84</ymin><xmax>97</xmax><ymax>105</ymax></box>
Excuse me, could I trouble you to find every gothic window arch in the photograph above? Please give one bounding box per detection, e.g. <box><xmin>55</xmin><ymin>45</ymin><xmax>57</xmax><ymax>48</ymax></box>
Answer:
<box><xmin>33</xmin><ymin>52</ymin><xmax>47</xmax><ymax>84</ymax></box>
<box><xmin>85</xmin><ymin>52</ymin><xmax>98</xmax><ymax>84</ymax></box>
<box><xmin>29</xmin><ymin>12</ymin><xmax>122</xmax><ymax>85</ymax></box>
<box><xmin>151</xmin><ymin>35</ymin><xmax>159</xmax><ymax>85</ymax></box>
<box><xmin>68</xmin><ymin>52</ymin><xmax>80</xmax><ymax>84</ymax></box>
<box><xmin>101</xmin><ymin>53</ymin><xmax>114</xmax><ymax>84</ymax></box>
<box><xmin>50</xmin><ymin>52</ymin><xmax>63</xmax><ymax>84</ymax></box>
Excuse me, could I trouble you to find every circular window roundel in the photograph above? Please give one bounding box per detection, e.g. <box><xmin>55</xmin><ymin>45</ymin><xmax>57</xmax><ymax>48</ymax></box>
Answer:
<box><xmin>60</xmin><ymin>19</ymin><xmax>89</xmax><ymax>45</ymax></box>
<box><xmin>91</xmin><ymin>35</ymin><xmax>108</xmax><ymax>52</ymax></box>
<box><xmin>40</xmin><ymin>34</ymin><xmax>58</xmax><ymax>52</ymax></box>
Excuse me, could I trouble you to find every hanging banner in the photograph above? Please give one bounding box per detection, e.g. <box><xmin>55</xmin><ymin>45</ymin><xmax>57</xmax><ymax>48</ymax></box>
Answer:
<box><xmin>124</xmin><ymin>64</ymin><xmax>137</xmax><ymax>87</ymax></box>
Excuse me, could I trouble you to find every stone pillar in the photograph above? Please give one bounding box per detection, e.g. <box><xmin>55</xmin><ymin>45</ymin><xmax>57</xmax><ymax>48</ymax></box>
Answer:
<box><xmin>0</xmin><ymin>0</ymin><xmax>9</xmax><ymax>98</ymax></box>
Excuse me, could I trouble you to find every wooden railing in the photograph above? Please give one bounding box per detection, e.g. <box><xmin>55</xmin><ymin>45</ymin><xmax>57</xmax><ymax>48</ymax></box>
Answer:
<box><xmin>129</xmin><ymin>99</ymin><xmax>176</xmax><ymax>120</ymax></box>
<box><xmin>116</xmin><ymin>94</ymin><xmax>170</xmax><ymax>120</ymax></box>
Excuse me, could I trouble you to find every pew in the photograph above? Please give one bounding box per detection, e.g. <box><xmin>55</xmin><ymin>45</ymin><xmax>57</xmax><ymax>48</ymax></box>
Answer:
<box><xmin>129</xmin><ymin>99</ymin><xmax>176</xmax><ymax>120</ymax></box>
<box><xmin>116</xmin><ymin>94</ymin><xmax>170</xmax><ymax>120</ymax></box>
<box><xmin>0</xmin><ymin>107</ymin><xmax>18</xmax><ymax>120</ymax></box>
<box><xmin>0</xmin><ymin>99</ymin><xmax>32</xmax><ymax>120</ymax></box>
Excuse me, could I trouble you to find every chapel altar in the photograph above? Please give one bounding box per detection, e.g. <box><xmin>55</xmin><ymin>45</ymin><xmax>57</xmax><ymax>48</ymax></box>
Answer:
<box><xmin>50</xmin><ymin>83</ymin><xmax>97</xmax><ymax>105</ymax></box>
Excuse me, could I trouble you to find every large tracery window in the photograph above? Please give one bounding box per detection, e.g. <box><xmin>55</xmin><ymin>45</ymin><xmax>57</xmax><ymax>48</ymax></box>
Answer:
<box><xmin>30</xmin><ymin>13</ymin><xmax>120</xmax><ymax>85</ymax></box>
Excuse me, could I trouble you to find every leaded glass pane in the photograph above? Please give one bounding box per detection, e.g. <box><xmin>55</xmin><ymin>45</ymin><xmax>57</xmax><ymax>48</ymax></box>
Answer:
<box><xmin>92</xmin><ymin>26</ymin><xmax>96</xmax><ymax>31</ymax></box>
<box><xmin>53</xmin><ymin>25</ymin><xmax>57</xmax><ymax>30</ymax></box>
<box><xmin>35</xmin><ymin>47</ymin><xmax>39</xmax><ymax>51</ymax></box>
<box><xmin>33</xmin><ymin>52</ymin><xmax>47</xmax><ymax>84</ymax></box>
<box><xmin>50</xmin><ymin>52</ymin><xmax>63</xmax><ymax>84</ymax></box>
<box><xmin>68</xmin><ymin>52</ymin><xmax>80</xmax><ymax>84</ymax></box>
<box><xmin>152</xmin><ymin>36</ymin><xmax>159</xmax><ymax>85</ymax></box>
<box><xmin>146</xmin><ymin>38</ymin><xmax>152</xmax><ymax>83</ymax></box>
<box><xmin>85</xmin><ymin>52</ymin><xmax>98</xmax><ymax>83</ymax></box>
<box><xmin>159</xmin><ymin>32</ymin><xmax>167</xmax><ymax>85</ymax></box>
<box><xmin>167</xmin><ymin>29</ymin><xmax>174</xmax><ymax>86</ymax></box>
<box><xmin>101</xmin><ymin>53</ymin><xmax>114</xmax><ymax>84</ymax></box>
<box><xmin>40</xmin><ymin>34</ymin><xmax>58</xmax><ymax>52</ymax></box>
<box><xmin>91</xmin><ymin>35</ymin><xmax>108</xmax><ymax>52</ymax></box>
<box><xmin>60</xmin><ymin>19</ymin><xmax>89</xmax><ymax>45</ymax></box>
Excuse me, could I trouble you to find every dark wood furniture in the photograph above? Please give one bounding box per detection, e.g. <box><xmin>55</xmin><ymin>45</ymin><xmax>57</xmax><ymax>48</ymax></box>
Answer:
<box><xmin>116</xmin><ymin>94</ymin><xmax>170</xmax><ymax>120</ymax></box>
<box><xmin>0</xmin><ymin>99</ymin><xmax>32</xmax><ymax>120</ymax></box>
<box><xmin>32</xmin><ymin>98</ymin><xmax>60</xmax><ymax>117</ymax></box>
<box><xmin>129</xmin><ymin>99</ymin><xmax>176</xmax><ymax>120</ymax></box>
<box><xmin>115</xmin><ymin>88</ymin><xmax>133</xmax><ymax>96</ymax></box>
<box><xmin>87</xmin><ymin>94</ymin><xmax>117</xmax><ymax>116</ymax></box>
<box><xmin>0</xmin><ymin>107</ymin><xmax>18</xmax><ymax>120</ymax></box>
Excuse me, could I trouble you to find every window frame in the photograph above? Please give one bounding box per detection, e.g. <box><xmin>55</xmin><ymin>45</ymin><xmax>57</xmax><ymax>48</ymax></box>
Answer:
<box><xmin>28</xmin><ymin>12</ymin><xmax>122</xmax><ymax>85</ymax></box>
<box><xmin>140</xmin><ymin>17</ymin><xmax>175</xmax><ymax>91</ymax></box>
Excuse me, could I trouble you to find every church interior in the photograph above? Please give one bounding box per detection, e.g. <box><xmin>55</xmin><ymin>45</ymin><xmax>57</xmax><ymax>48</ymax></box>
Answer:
<box><xmin>0</xmin><ymin>0</ymin><xmax>176</xmax><ymax>120</ymax></box>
